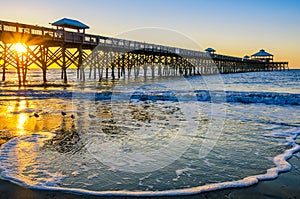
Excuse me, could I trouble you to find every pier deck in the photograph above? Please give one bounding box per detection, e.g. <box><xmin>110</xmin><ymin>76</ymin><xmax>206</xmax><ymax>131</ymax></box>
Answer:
<box><xmin>0</xmin><ymin>20</ymin><xmax>289</xmax><ymax>85</ymax></box>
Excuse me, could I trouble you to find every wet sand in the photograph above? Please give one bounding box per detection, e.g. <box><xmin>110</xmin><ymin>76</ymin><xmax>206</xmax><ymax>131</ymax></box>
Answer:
<box><xmin>0</xmin><ymin>151</ymin><xmax>299</xmax><ymax>199</ymax></box>
<box><xmin>0</xmin><ymin>97</ymin><xmax>299</xmax><ymax>198</ymax></box>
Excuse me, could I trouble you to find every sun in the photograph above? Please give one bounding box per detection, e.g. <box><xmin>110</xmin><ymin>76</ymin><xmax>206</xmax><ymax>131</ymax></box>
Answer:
<box><xmin>13</xmin><ymin>43</ymin><xmax>27</xmax><ymax>54</ymax></box>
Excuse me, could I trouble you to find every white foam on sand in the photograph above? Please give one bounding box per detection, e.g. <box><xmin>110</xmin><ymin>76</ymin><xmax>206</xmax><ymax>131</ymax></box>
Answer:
<box><xmin>0</xmin><ymin>128</ymin><xmax>299</xmax><ymax>197</ymax></box>
<box><xmin>0</xmin><ymin>132</ymin><xmax>65</xmax><ymax>188</ymax></box>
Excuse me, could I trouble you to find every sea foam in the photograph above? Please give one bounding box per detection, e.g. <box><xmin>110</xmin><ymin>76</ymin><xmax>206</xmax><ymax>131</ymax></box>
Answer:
<box><xmin>0</xmin><ymin>128</ymin><xmax>299</xmax><ymax>197</ymax></box>
<box><xmin>0</xmin><ymin>89</ymin><xmax>299</xmax><ymax>105</ymax></box>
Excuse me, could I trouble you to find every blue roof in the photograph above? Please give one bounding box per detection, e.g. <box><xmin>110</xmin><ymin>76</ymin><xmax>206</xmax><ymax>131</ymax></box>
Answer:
<box><xmin>251</xmin><ymin>49</ymin><xmax>273</xmax><ymax>57</ymax></box>
<box><xmin>52</xmin><ymin>18</ymin><xmax>89</xmax><ymax>29</ymax></box>
<box><xmin>205</xmin><ymin>47</ymin><xmax>216</xmax><ymax>52</ymax></box>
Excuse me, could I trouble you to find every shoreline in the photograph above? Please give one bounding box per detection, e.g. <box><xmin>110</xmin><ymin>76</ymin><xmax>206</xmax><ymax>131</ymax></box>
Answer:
<box><xmin>0</xmin><ymin>70</ymin><xmax>299</xmax><ymax>198</ymax></box>
<box><xmin>0</xmin><ymin>151</ymin><xmax>299</xmax><ymax>199</ymax></box>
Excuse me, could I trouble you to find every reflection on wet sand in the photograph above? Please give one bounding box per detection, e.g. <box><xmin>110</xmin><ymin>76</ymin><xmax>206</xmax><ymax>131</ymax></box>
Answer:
<box><xmin>0</xmin><ymin>98</ymin><xmax>73</xmax><ymax>145</ymax></box>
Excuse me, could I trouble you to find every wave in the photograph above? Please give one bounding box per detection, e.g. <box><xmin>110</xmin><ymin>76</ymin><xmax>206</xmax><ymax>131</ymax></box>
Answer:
<box><xmin>0</xmin><ymin>128</ymin><xmax>299</xmax><ymax>196</ymax></box>
<box><xmin>0</xmin><ymin>89</ymin><xmax>299</xmax><ymax>106</ymax></box>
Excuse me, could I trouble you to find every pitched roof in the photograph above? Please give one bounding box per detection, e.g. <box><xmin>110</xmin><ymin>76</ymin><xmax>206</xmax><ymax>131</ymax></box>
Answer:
<box><xmin>205</xmin><ymin>47</ymin><xmax>216</xmax><ymax>52</ymax></box>
<box><xmin>251</xmin><ymin>49</ymin><xmax>273</xmax><ymax>57</ymax></box>
<box><xmin>52</xmin><ymin>18</ymin><xmax>89</xmax><ymax>29</ymax></box>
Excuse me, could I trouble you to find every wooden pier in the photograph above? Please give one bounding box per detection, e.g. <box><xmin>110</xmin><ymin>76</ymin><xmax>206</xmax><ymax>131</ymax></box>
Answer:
<box><xmin>0</xmin><ymin>19</ymin><xmax>289</xmax><ymax>85</ymax></box>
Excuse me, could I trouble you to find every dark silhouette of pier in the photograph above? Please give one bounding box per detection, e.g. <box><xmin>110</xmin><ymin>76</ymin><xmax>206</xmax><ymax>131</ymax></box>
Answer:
<box><xmin>0</xmin><ymin>19</ymin><xmax>289</xmax><ymax>86</ymax></box>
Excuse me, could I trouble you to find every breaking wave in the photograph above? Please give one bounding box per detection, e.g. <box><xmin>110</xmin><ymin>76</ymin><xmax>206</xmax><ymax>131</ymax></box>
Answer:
<box><xmin>0</xmin><ymin>89</ymin><xmax>299</xmax><ymax>105</ymax></box>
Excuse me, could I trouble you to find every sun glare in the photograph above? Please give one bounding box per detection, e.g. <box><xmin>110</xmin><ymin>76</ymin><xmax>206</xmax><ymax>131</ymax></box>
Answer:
<box><xmin>13</xmin><ymin>43</ymin><xmax>27</xmax><ymax>54</ymax></box>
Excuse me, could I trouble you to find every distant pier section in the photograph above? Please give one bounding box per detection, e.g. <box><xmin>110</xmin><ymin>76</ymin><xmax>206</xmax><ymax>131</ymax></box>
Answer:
<box><xmin>0</xmin><ymin>18</ymin><xmax>288</xmax><ymax>85</ymax></box>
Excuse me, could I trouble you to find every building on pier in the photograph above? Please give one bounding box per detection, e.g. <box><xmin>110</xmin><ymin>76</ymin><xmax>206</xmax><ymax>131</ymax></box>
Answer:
<box><xmin>205</xmin><ymin>47</ymin><xmax>216</xmax><ymax>55</ymax></box>
<box><xmin>51</xmin><ymin>18</ymin><xmax>89</xmax><ymax>33</ymax></box>
<box><xmin>243</xmin><ymin>55</ymin><xmax>250</xmax><ymax>60</ymax></box>
<box><xmin>251</xmin><ymin>49</ymin><xmax>273</xmax><ymax>62</ymax></box>
<box><xmin>0</xmin><ymin>19</ymin><xmax>289</xmax><ymax>85</ymax></box>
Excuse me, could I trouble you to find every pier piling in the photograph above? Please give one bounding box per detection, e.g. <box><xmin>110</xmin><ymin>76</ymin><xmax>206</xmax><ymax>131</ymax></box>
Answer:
<box><xmin>0</xmin><ymin>19</ymin><xmax>289</xmax><ymax>84</ymax></box>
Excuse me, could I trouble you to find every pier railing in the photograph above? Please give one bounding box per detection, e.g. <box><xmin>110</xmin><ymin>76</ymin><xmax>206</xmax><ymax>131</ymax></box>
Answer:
<box><xmin>0</xmin><ymin>20</ymin><xmax>289</xmax><ymax>85</ymax></box>
<box><xmin>0</xmin><ymin>20</ymin><xmax>211</xmax><ymax>58</ymax></box>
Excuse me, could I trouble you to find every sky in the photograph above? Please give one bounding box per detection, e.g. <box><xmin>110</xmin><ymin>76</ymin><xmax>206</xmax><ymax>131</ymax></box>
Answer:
<box><xmin>1</xmin><ymin>0</ymin><xmax>300</xmax><ymax>68</ymax></box>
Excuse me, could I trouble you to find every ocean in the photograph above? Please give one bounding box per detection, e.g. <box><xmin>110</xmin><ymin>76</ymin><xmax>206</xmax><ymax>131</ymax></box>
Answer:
<box><xmin>0</xmin><ymin>69</ymin><xmax>299</xmax><ymax>196</ymax></box>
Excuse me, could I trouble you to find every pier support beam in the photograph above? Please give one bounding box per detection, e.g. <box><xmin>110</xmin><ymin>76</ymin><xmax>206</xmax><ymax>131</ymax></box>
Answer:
<box><xmin>62</xmin><ymin>45</ymin><xmax>67</xmax><ymax>83</ymax></box>
<box><xmin>1</xmin><ymin>43</ymin><xmax>7</xmax><ymax>81</ymax></box>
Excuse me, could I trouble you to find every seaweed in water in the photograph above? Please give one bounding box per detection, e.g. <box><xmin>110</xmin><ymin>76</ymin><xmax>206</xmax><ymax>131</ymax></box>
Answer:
<box><xmin>43</xmin><ymin>123</ymin><xmax>83</xmax><ymax>154</ymax></box>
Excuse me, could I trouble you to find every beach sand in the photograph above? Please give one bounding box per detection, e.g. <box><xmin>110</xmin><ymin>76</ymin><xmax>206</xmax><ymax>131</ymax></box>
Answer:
<box><xmin>0</xmin><ymin>150</ymin><xmax>299</xmax><ymax>199</ymax></box>
<box><xmin>0</xmin><ymin>98</ymin><xmax>299</xmax><ymax>198</ymax></box>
